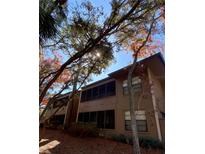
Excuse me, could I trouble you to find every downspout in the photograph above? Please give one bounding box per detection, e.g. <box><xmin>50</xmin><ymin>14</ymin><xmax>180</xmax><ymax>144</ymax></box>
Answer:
<box><xmin>147</xmin><ymin>68</ymin><xmax>162</xmax><ymax>141</ymax></box>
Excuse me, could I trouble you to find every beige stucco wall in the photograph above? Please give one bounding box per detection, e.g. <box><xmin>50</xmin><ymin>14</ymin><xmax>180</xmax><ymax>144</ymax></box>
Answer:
<box><xmin>114</xmin><ymin>73</ymin><xmax>159</xmax><ymax>139</ymax></box>
<box><xmin>150</xmin><ymin>71</ymin><xmax>165</xmax><ymax>113</ymax></box>
<box><xmin>78</xmin><ymin>96</ymin><xmax>116</xmax><ymax>112</ymax></box>
<box><xmin>77</xmin><ymin>68</ymin><xmax>165</xmax><ymax>140</ymax></box>
<box><xmin>149</xmin><ymin>68</ymin><xmax>165</xmax><ymax>140</ymax></box>
<box><xmin>78</xmin><ymin>79</ymin><xmax>117</xmax><ymax>113</ymax></box>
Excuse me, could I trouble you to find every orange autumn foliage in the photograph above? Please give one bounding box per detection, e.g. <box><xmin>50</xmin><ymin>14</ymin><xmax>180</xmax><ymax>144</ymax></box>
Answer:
<box><xmin>40</xmin><ymin>50</ymin><xmax>71</xmax><ymax>92</ymax></box>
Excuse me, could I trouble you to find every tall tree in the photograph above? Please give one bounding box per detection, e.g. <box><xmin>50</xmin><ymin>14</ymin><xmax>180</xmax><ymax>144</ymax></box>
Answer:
<box><xmin>115</xmin><ymin>5</ymin><xmax>164</xmax><ymax>154</ymax></box>
<box><xmin>40</xmin><ymin>22</ymin><xmax>114</xmax><ymax>122</ymax></box>
<box><xmin>39</xmin><ymin>1</ymin><xmax>164</xmax><ymax>153</ymax></box>
<box><xmin>39</xmin><ymin>0</ymin><xmax>164</xmax><ymax>104</ymax></box>
<box><xmin>127</xmin><ymin>24</ymin><xmax>155</xmax><ymax>154</ymax></box>
<box><xmin>39</xmin><ymin>48</ymin><xmax>113</xmax><ymax>123</ymax></box>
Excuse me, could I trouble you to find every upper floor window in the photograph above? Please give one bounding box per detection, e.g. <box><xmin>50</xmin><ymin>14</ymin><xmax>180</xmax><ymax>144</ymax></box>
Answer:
<box><xmin>81</xmin><ymin>81</ymin><xmax>116</xmax><ymax>102</ymax></box>
<box><xmin>123</xmin><ymin>77</ymin><xmax>142</xmax><ymax>95</ymax></box>
<box><xmin>106</xmin><ymin>80</ymin><xmax>116</xmax><ymax>96</ymax></box>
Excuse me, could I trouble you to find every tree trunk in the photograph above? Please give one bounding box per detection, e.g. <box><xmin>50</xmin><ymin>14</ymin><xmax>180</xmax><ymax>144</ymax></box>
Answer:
<box><xmin>126</xmin><ymin>13</ymin><xmax>156</xmax><ymax>154</ymax></box>
<box><xmin>63</xmin><ymin>70</ymin><xmax>79</xmax><ymax>129</ymax></box>
<box><xmin>127</xmin><ymin>57</ymin><xmax>141</xmax><ymax>154</ymax></box>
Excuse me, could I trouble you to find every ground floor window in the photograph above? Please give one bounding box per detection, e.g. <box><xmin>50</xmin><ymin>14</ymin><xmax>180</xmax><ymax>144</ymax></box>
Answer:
<box><xmin>124</xmin><ymin>110</ymin><xmax>147</xmax><ymax>132</ymax></box>
<box><xmin>78</xmin><ymin>110</ymin><xmax>115</xmax><ymax>129</ymax></box>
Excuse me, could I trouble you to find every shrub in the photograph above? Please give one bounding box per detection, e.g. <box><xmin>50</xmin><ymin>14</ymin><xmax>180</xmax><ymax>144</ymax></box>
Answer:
<box><xmin>111</xmin><ymin>134</ymin><xmax>127</xmax><ymax>144</ymax></box>
<box><xmin>67</xmin><ymin>122</ymin><xmax>99</xmax><ymax>138</ymax></box>
<box><xmin>138</xmin><ymin>137</ymin><xmax>165</xmax><ymax>150</ymax></box>
<box><xmin>111</xmin><ymin>134</ymin><xmax>164</xmax><ymax>150</ymax></box>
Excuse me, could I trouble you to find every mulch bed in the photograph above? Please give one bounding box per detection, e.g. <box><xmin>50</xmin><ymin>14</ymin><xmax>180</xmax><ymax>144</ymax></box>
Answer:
<box><xmin>39</xmin><ymin>128</ymin><xmax>164</xmax><ymax>154</ymax></box>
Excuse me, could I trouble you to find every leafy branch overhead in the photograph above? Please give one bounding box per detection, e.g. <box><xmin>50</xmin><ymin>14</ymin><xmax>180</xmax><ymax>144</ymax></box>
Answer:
<box><xmin>39</xmin><ymin>0</ymin><xmax>68</xmax><ymax>45</ymax></box>
<box><xmin>39</xmin><ymin>0</ymin><xmax>164</xmax><ymax>112</ymax></box>
<box><xmin>39</xmin><ymin>1</ymin><xmax>164</xmax><ymax>153</ymax></box>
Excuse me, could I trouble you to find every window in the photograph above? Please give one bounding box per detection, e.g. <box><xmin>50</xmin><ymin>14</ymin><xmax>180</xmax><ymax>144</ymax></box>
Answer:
<box><xmin>86</xmin><ymin>89</ymin><xmax>92</xmax><ymax>101</ymax></box>
<box><xmin>92</xmin><ymin>87</ymin><xmax>99</xmax><ymax>99</ymax></box>
<box><xmin>90</xmin><ymin>112</ymin><xmax>97</xmax><ymax>122</ymax></box>
<box><xmin>99</xmin><ymin>84</ymin><xmax>106</xmax><ymax>97</ymax></box>
<box><xmin>78</xmin><ymin>112</ymin><xmax>83</xmax><ymax>122</ymax></box>
<box><xmin>123</xmin><ymin>86</ymin><xmax>128</xmax><ymax>95</ymax></box>
<box><xmin>81</xmin><ymin>81</ymin><xmax>116</xmax><ymax>102</ymax></box>
<box><xmin>125</xmin><ymin>120</ymin><xmax>131</xmax><ymax>130</ymax></box>
<box><xmin>105</xmin><ymin>110</ymin><xmax>115</xmax><ymax>129</ymax></box>
<box><xmin>106</xmin><ymin>81</ymin><xmax>116</xmax><ymax>96</ymax></box>
<box><xmin>81</xmin><ymin>91</ymin><xmax>86</xmax><ymax>102</ymax></box>
<box><xmin>132</xmin><ymin>84</ymin><xmax>142</xmax><ymax>92</ymax></box>
<box><xmin>136</xmin><ymin>120</ymin><xmax>147</xmax><ymax>132</ymax></box>
<box><xmin>97</xmin><ymin>111</ymin><xmax>105</xmax><ymax>128</ymax></box>
<box><xmin>124</xmin><ymin>110</ymin><xmax>147</xmax><ymax>132</ymax></box>
<box><xmin>123</xmin><ymin>77</ymin><xmax>142</xmax><ymax>95</ymax></box>
<box><xmin>122</xmin><ymin>85</ymin><xmax>142</xmax><ymax>95</ymax></box>
<box><xmin>84</xmin><ymin>112</ymin><xmax>89</xmax><ymax>122</ymax></box>
<box><xmin>77</xmin><ymin>110</ymin><xmax>115</xmax><ymax>129</ymax></box>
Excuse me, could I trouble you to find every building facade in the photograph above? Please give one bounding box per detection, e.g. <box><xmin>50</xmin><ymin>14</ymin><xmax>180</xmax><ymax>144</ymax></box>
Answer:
<box><xmin>77</xmin><ymin>53</ymin><xmax>165</xmax><ymax>141</ymax></box>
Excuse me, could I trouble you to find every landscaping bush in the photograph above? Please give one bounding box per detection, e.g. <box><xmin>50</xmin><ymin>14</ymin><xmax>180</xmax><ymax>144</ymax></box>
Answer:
<box><xmin>67</xmin><ymin>122</ymin><xmax>99</xmax><ymax>138</ymax></box>
<box><xmin>111</xmin><ymin>134</ymin><xmax>127</xmax><ymax>144</ymax></box>
<box><xmin>138</xmin><ymin>137</ymin><xmax>164</xmax><ymax>150</ymax></box>
<box><xmin>111</xmin><ymin>134</ymin><xmax>164</xmax><ymax>150</ymax></box>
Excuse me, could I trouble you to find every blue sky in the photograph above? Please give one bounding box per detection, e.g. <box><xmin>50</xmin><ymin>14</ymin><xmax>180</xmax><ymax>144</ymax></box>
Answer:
<box><xmin>73</xmin><ymin>0</ymin><xmax>164</xmax><ymax>84</ymax></box>
<box><xmin>91</xmin><ymin>50</ymin><xmax>133</xmax><ymax>83</ymax></box>
<box><xmin>63</xmin><ymin>0</ymin><xmax>134</xmax><ymax>84</ymax></box>
<box><xmin>70</xmin><ymin>0</ymin><xmax>133</xmax><ymax>84</ymax></box>
<box><xmin>47</xmin><ymin>1</ymin><xmax>164</xmax><ymax>88</ymax></box>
